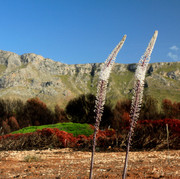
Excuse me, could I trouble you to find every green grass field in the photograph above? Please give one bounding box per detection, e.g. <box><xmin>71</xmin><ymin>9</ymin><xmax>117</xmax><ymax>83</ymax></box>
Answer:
<box><xmin>11</xmin><ymin>122</ymin><xmax>94</xmax><ymax>137</ymax></box>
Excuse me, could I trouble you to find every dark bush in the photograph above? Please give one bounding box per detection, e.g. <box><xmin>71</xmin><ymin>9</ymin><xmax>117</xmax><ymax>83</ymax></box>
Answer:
<box><xmin>0</xmin><ymin>99</ymin><xmax>25</xmax><ymax>119</ymax></box>
<box><xmin>0</xmin><ymin>99</ymin><xmax>24</xmax><ymax>133</ymax></box>
<box><xmin>1</xmin><ymin>120</ymin><xmax>11</xmax><ymax>134</ymax></box>
<box><xmin>23</xmin><ymin>97</ymin><xmax>54</xmax><ymax>126</ymax></box>
<box><xmin>65</xmin><ymin>94</ymin><xmax>113</xmax><ymax>127</ymax></box>
<box><xmin>162</xmin><ymin>99</ymin><xmax>180</xmax><ymax>119</ymax></box>
<box><xmin>139</xmin><ymin>95</ymin><xmax>159</xmax><ymax>120</ymax></box>
<box><xmin>0</xmin><ymin>98</ymin><xmax>68</xmax><ymax>133</ymax></box>
<box><xmin>8</xmin><ymin>116</ymin><xmax>20</xmax><ymax>131</ymax></box>
<box><xmin>54</xmin><ymin>104</ymin><xmax>68</xmax><ymax>123</ymax></box>
<box><xmin>112</xmin><ymin>99</ymin><xmax>131</xmax><ymax>134</ymax></box>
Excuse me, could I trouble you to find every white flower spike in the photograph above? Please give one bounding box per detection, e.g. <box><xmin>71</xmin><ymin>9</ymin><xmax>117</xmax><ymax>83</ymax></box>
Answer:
<box><xmin>89</xmin><ymin>35</ymin><xmax>126</xmax><ymax>179</ymax></box>
<box><xmin>122</xmin><ymin>30</ymin><xmax>158</xmax><ymax>179</ymax></box>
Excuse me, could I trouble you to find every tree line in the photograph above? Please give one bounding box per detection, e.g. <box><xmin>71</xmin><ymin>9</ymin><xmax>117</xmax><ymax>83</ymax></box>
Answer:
<box><xmin>0</xmin><ymin>94</ymin><xmax>179</xmax><ymax>134</ymax></box>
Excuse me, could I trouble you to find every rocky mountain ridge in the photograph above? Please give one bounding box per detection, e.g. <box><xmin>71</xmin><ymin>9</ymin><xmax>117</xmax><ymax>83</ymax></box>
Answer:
<box><xmin>0</xmin><ymin>50</ymin><xmax>179</xmax><ymax>107</ymax></box>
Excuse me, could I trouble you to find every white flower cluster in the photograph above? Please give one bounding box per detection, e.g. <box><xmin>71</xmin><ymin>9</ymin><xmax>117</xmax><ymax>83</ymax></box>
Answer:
<box><xmin>95</xmin><ymin>80</ymin><xmax>107</xmax><ymax>105</ymax></box>
<box><xmin>130</xmin><ymin>30</ymin><xmax>158</xmax><ymax>131</ymax></box>
<box><xmin>94</xmin><ymin>80</ymin><xmax>107</xmax><ymax>128</ymax></box>
<box><xmin>135</xmin><ymin>30</ymin><xmax>158</xmax><ymax>85</ymax></box>
<box><xmin>99</xmin><ymin>65</ymin><xmax>112</xmax><ymax>81</ymax></box>
<box><xmin>93</xmin><ymin>35</ymin><xmax>127</xmax><ymax>132</ymax></box>
<box><xmin>135</xmin><ymin>65</ymin><xmax>146</xmax><ymax>83</ymax></box>
<box><xmin>99</xmin><ymin>35</ymin><xmax>127</xmax><ymax>81</ymax></box>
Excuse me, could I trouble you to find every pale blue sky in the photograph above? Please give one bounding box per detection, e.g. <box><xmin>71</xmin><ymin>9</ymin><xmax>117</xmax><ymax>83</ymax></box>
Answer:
<box><xmin>0</xmin><ymin>0</ymin><xmax>179</xmax><ymax>64</ymax></box>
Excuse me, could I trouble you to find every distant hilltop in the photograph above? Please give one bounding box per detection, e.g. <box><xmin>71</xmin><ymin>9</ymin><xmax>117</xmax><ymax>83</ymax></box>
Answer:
<box><xmin>0</xmin><ymin>50</ymin><xmax>179</xmax><ymax>107</ymax></box>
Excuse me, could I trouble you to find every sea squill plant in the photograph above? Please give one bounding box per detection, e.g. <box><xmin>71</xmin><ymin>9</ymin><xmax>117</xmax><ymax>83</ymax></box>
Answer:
<box><xmin>122</xmin><ymin>30</ymin><xmax>158</xmax><ymax>179</ymax></box>
<box><xmin>89</xmin><ymin>35</ymin><xmax>127</xmax><ymax>179</ymax></box>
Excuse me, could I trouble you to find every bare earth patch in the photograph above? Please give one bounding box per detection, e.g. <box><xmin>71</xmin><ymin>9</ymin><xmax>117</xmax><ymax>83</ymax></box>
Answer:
<box><xmin>0</xmin><ymin>149</ymin><xmax>179</xmax><ymax>178</ymax></box>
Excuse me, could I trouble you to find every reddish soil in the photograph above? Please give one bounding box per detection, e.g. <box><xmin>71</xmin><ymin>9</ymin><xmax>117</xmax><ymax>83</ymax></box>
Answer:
<box><xmin>0</xmin><ymin>149</ymin><xmax>179</xmax><ymax>178</ymax></box>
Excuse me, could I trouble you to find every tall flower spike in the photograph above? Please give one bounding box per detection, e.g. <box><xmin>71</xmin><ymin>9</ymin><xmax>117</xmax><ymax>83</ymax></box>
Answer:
<box><xmin>122</xmin><ymin>30</ymin><xmax>158</xmax><ymax>179</ymax></box>
<box><xmin>89</xmin><ymin>35</ymin><xmax>126</xmax><ymax>179</ymax></box>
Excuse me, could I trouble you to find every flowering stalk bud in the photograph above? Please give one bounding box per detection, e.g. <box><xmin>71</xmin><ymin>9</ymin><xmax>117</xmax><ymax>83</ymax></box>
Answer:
<box><xmin>89</xmin><ymin>35</ymin><xmax>126</xmax><ymax>179</ymax></box>
<box><xmin>122</xmin><ymin>30</ymin><xmax>158</xmax><ymax>179</ymax></box>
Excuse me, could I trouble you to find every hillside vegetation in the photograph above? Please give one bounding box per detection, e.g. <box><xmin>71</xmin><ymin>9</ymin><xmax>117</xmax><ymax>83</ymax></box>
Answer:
<box><xmin>0</xmin><ymin>50</ymin><xmax>179</xmax><ymax>108</ymax></box>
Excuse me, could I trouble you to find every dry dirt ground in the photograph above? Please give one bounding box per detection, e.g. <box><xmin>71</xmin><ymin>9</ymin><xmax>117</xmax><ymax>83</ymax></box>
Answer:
<box><xmin>0</xmin><ymin>149</ymin><xmax>179</xmax><ymax>179</ymax></box>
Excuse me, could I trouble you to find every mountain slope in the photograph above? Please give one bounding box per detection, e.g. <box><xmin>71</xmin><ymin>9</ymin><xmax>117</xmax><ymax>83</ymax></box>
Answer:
<box><xmin>0</xmin><ymin>50</ymin><xmax>179</xmax><ymax>107</ymax></box>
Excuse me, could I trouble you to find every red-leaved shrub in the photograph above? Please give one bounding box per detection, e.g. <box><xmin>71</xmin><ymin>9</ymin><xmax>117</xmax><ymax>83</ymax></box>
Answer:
<box><xmin>0</xmin><ymin>121</ymin><xmax>179</xmax><ymax>151</ymax></box>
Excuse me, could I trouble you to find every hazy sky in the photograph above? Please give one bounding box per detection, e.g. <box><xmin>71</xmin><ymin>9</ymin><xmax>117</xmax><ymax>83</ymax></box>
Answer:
<box><xmin>0</xmin><ymin>0</ymin><xmax>179</xmax><ymax>64</ymax></box>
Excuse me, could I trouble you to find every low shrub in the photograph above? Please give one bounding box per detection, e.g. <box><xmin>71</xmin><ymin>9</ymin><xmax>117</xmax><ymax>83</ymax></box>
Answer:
<box><xmin>131</xmin><ymin>119</ymin><xmax>180</xmax><ymax>150</ymax></box>
<box><xmin>12</xmin><ymin>122</ymin><xmax>94</xmax><ymax>137</ymax></box>
<box><xmin>0</xmin><ymin>119</ymin><xmax>179</xmax><ymax>151</ymax></box>
<box><xmin>0</xmin><ymin>128</ymin><xmax>116</xmax><ymax>151</ymax></box>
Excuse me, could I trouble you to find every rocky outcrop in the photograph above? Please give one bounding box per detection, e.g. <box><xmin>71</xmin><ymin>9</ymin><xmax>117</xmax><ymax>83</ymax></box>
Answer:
<box><xmin>0</xmin><ymin>50</ymin><xmax>179</xmax><ymax>107</ymax></box>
